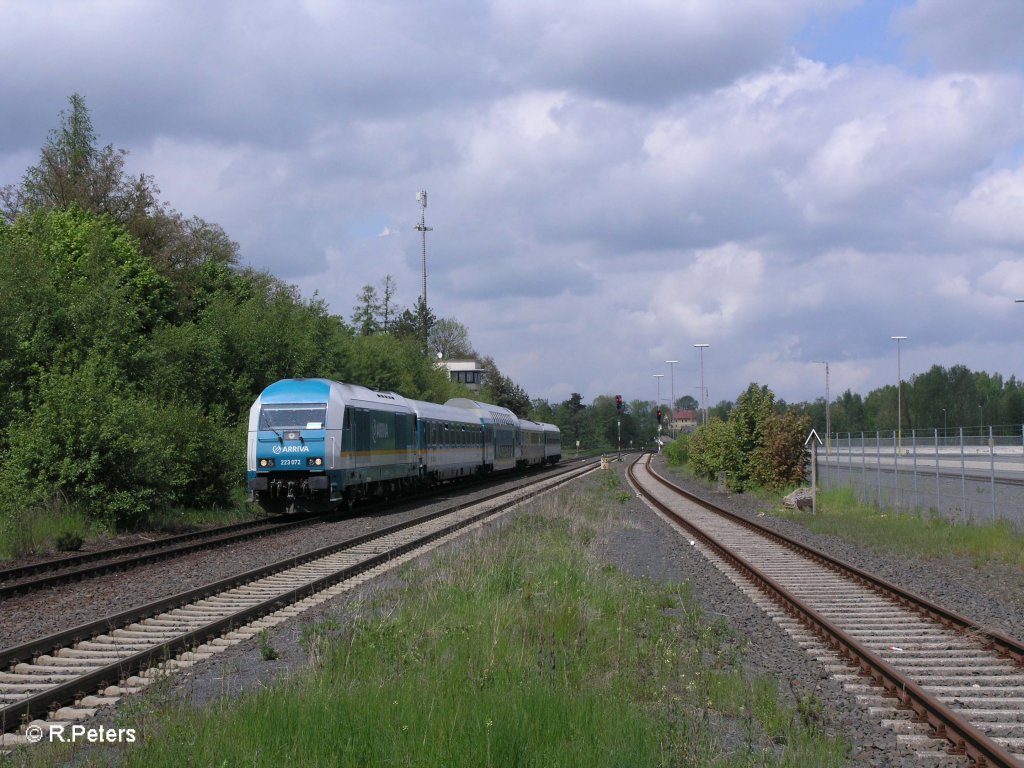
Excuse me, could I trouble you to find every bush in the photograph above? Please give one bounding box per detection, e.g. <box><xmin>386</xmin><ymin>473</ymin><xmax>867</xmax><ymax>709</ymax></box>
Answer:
<box><xmin>688</xmin><ymin>420</ymin><xmax>744</xmax><ymax>490</ymax></box>
<box><xmin>686</xmin><ymin>384</ymin><xmax>809</xmax><ymax>492</ymax></box>
<box><xmin>0</xmin><ymin>357</ymin><xmax>240</xmax><ymax>528</ymax></box>
<box><xmin>662</xmin><ymin>433</ymin><xmax>691</xmax><ymax>466</ymax></box>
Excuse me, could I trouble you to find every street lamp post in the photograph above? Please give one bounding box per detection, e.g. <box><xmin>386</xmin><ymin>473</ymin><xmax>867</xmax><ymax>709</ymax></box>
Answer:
<box><xmin>694</xmin><ymin>344</ymin><xmax>710</xmax><ymax>426</ymax></box>
<box><xmin>891</xmin><ymin>336</ymin><xmax>907</xmax><ymax>452</ymax></box>
<box><xmin>666</xmin><ymin>360</ymin><xmax>678</xmax><ymax>437</ymax></box>
<box><xmin>813</xmin><ymin>360</ymin><xmax>830</xmax><ymax>453</ymax></box>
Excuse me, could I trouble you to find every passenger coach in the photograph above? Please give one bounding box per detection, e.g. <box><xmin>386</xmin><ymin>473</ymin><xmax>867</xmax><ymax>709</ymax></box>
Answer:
<box><xmin>247</xmin><ymin>378</ymin><xmax>561</xmax><ymax>514</ymax></box>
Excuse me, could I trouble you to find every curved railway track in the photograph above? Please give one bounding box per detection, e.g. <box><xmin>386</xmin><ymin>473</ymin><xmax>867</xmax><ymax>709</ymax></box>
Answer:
<box><xmin>0</xmin><ymin>460</ymin><xmax>595</xmax><ymax>745</ymax></box>
<box><xmin>629</xmin><ymin>454</ymin><xmax>1024</xmax><ymax>767</ymax></box>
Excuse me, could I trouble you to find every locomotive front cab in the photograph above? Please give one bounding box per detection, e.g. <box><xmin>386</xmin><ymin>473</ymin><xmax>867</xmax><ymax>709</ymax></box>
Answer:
<box><xmin>251</xmin><ymin>402</ymin><xmax>330</xmax><ymax>513</ymax></box>
<box><xmin>248</xmin><ymin>379</ymin><xmax>347</xmax><ymax>514</ymax></box>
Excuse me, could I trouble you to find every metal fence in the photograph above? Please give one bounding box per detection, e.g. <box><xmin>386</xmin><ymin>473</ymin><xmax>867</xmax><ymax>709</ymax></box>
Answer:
<box><xmin>815</xmin><ymin>426</ymin><xmax>1024</xmax><ymax>529</ymax></box>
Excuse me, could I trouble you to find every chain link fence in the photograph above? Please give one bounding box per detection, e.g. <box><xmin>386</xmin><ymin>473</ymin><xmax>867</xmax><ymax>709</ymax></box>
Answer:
<box><xmin>815</xmin><ymin>426</ymin><xmax>1024</xmax><ymax>529</ymax></box>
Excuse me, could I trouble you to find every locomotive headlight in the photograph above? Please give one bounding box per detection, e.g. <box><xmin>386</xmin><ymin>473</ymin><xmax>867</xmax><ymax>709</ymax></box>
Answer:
<box><xmin>259</xmin><ymin>458</ymin><xmax>275</xmax><ymax>468</ymax></box>
<box><xmin>306</xmin><ymin>457</ymin><xmax>323</xmax><ymax>467</ymax></box>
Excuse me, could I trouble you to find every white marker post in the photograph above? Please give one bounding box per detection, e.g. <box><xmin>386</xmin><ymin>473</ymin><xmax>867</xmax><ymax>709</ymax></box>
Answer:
<box><xmin>805</xmin><ymin>429</ymin><xmax>823</xmax><ymax>514</ymax></box>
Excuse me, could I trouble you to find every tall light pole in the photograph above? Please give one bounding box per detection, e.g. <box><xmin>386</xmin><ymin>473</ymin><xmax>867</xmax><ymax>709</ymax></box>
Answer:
<box><xmin>694</xmin><ymin>344</ymin><xmax>710</xmax><ymax>426</ymax></box>
<box><xmin>666</xmin><ymin>360</ymin><xmax>678</xmax><ymax>437</ymax></box>
<box><xmin>414</xmin><ymin>190</ymin><xmax>432</xmax><ymax>355</ymax></box>
<box><xmin>813</xmin><ymin>360</ymin><xmax>831</xmax><ymax>453</ymax></box>
<box><xmin>653</xmin><ymin>374</ymin><xmax>665</xmax><ymax>451</ymax></box>
<box><xmin>891</xmin><ymin>336</ymin><xmax>907</xmax><ymax>452</ymax></box>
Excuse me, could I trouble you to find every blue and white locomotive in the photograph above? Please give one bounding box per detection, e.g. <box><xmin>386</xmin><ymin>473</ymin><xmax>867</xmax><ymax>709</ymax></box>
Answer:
<box><xmin>247</xmin><ymin>378</ymin><xmax>561</xmax><ymax>514</ymax></box>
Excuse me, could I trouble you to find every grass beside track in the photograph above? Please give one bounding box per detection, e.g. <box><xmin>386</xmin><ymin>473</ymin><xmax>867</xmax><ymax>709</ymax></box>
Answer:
<box><xmin>781</xmin><ymin>486</ymin><xmax>1024</xmax><ymax>568</ymax></box>
<box><xmin>659</xmin><ymin>457</ymin><xmax>1024</xmax><ymax>569</ymax></box>
<box><xmin>23</xmin><ymin>472</ymin><xmax>849</xmax><ymax>767</ymax></box>
<box><xmin>0</xmin><ymin>499</ymin><xmax>256</xmax><ymax>562</ymax></box>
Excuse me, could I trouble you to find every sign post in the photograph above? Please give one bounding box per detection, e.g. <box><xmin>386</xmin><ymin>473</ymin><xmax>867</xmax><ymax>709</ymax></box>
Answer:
<box><xmin>804</xmin><ymin>429</ymin><xmax>823</xmax><ymax>514</ymax></box>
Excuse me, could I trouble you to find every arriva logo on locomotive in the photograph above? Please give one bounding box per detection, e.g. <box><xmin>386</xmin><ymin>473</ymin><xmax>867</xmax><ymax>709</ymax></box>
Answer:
<box><xmin>272</xmin><ymin>445</ymin><xmax>311</xmax><ymax>454</ymax></box>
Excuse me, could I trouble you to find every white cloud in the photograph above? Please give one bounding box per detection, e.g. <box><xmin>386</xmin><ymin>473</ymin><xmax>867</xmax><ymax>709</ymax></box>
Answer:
<box><xmin>3</xmin><ymin>0</ymin><xmax>1024</xmax><ymax>407</ymax></box>
<box><xmin>951</xmin><ymin>166</ymin><xmax>1024</xmax><ymax>246</ymax></box>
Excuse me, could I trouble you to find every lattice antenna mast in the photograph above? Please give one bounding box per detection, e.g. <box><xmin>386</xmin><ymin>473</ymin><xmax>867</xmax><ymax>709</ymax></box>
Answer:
<box><xmin>414</xmin><ymin>190</ymin><xmax>433</xmax><ymax>354</ymax></box>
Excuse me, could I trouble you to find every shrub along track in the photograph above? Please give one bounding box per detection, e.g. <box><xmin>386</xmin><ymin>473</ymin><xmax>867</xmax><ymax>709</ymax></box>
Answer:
<box><xmin>0</xmin><ymin>460</ymin><xmax>596</xmax><ymax>744</ymax></box>
<box><xmin>629</xmin><ymin>454</ymin><xmax>1024</xmax><ymax>767</ymax></box>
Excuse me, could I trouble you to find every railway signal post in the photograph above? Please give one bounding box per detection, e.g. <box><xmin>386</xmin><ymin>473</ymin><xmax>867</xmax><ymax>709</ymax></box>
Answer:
<box><xmin>615</xmin><ymin>394</ymin><xmax>623</xmax><ymax>460</ymax></box>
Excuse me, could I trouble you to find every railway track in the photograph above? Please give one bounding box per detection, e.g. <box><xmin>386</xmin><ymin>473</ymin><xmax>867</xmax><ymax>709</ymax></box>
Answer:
<box><xmin>0</xmin><ymin>464</ymin><xmax>573</xmax><ymax>600</ymax></box>
<box><xmin>0</xmin><ymin>515</ymin><xmax>322</xmax><ymax>600</ymax></box>
<box><xmin>629</xmin><ymin>454</ymin><xmax>1024</xmax><ymax>767</ymax></box>
<box><xmin>0</xmin><ymin>460</ymin><xmax>595</xmax><ymax>745</ymax></box>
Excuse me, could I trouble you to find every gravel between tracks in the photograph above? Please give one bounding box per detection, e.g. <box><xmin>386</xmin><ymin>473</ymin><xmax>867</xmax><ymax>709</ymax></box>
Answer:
<box><xmin>13</xmin><ymin>457</ymin><xmax>1024</xmax><ymax>767</ymax></box>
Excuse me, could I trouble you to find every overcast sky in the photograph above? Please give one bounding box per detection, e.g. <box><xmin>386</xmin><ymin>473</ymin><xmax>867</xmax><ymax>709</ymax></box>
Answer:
<box><xmin>4</xmin><ymin>0</ymin><xmax>1024</xmax><ymax>414</ymax></box>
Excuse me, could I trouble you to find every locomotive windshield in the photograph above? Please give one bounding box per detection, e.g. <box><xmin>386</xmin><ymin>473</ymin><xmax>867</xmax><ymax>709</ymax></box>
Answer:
<box><xmin>259</xmin><ymin>403</ymin><xmax>327</xmax><ymax>430</ymax></box>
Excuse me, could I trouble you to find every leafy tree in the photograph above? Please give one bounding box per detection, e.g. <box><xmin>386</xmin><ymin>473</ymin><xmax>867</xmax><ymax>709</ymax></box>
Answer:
<box><xmin>629</xmin><ymin>399</ymin><xmax>658</xmax><ymax>448</ymax></box>
<box><xmin>550</xmin><ymin>393</ymin><xmax>591</xmax><ymax>451</ymax></box>
<box><xmin>528</xmin><ymin>399</ymin><xmax>555</xmax><ymax>423</ymax></box>
<box><xmin>345</xmin><ymin>333</ymin><xmax>456</xmax><ymax>402</ymax></box>
<box><xmin>829</xmin><ymin>389</ymin><xmax>868</xmax><ymax>434</ymax></box>
<box><xmin>378</xmin><ymin>274</ymin><xmax>398</xmax><ymax>333</ymax></box>
<box><xmin>686</xmin><ymin>383</ymin><xmax>808</xmax><ymax>492</ymax></box>
<box><xmin>479</xmin><ymin>356</ymin><xmax>531</xmax><ymax>416</ymax></box>
<box><xmin>390</xmin><ymin>298</ymin><xmax>436</xmax><ymax>350</ymax></box>
<box><xmin>688</xmin><ymin>419</ymin><xmax>741</xmax><ymax>488</ymax></box>
<box><xmin>749</xmin><ymin>410</ymin><xmax>810</xmax><ymax>490</ymax></box>
<box><xmin>675</xmin><ymin>394</ymin><xmax>698</xmax><ymax>411</ymax></box>
<box><xmin>0</xmin><ymin>357</ymin><xmax>238</xmax><ymax>526</ymax></box>
<box><xmin>1</xmin><ymin>93</ymin><xmax>159</xmax><ymax>227</ymax></box>
<box><xmin>430</xmin><ymin>317</ymin><xmax>475</xmax><ymax>360</ymax></box>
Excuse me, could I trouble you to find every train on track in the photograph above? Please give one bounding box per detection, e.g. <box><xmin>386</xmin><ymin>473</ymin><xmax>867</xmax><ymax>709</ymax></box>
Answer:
<box><xmin>247</xmin><ymin>378</ymin><xmax>561</xmax><ymax>514</ymax></box>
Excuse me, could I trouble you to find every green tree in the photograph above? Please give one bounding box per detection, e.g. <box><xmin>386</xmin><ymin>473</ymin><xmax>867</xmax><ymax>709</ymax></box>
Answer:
<box><xmin>675</xmin><ymin>394</ymin><xmax>698</xmax><ymax>411</ymax></box>
<box><xmin>1</xmin><ymin>93</ymin><xmax>159</xmax><ymax>227</ymax></box>
<box><xmin>430</xmin><ymin>317</ymin><xmax>475</xmax><ymax>360</ymax></box>
<box><xmin>0</xmin><ymin>357</ymin><xmax>239</xmax><ymax>526</ymax></box>
<box><xmin>351</xmin><ymin>284</ymin><xmax>382</xmax><ymax>335</ymax></box>
<box><xmin>346</xmin><ymin>333</ymin><xmax>456</xmax><ymax>402</ymax></box>
<box><xmin>378</xmin><ymin>274</ymin><xmax>398</xmax><ymax>333</ymax></box>
<box><xmin>479</xmin><ymin>356</ymin><xmax>531</xmax><ymax>417</ymax></box>
<box><xmin>687</xmin><ymin>383</ymin><xmax>808</xmax><ymax>492</ymax></box>
<box><xmin>688</xmin><ymin>419</ymin><xmax>741</xmax><ymax>488</ymax></box>
<box><xmin>749</xmin><ymin>410</ymin><xmax>810</xmax><ymax>490</ymax></box>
